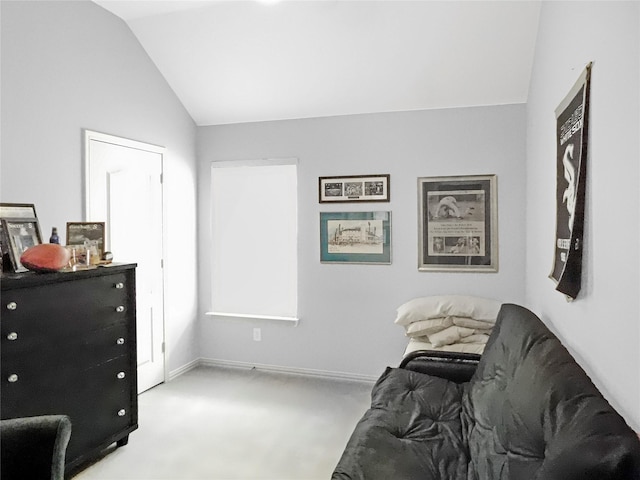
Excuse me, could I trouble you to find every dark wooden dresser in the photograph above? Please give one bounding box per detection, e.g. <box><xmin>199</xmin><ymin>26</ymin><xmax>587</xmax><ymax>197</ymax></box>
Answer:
<box><xmin>0</xmin><ymin>263</ymin><xmax>138</xmax><ymax>477</ymax></box>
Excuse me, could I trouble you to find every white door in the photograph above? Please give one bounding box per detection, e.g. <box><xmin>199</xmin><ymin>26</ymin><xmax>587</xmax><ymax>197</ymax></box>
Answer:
<box><xmin>85</xmin><ymin>130</ymin><xmax>165</xmax><ymax>394</ymax></box>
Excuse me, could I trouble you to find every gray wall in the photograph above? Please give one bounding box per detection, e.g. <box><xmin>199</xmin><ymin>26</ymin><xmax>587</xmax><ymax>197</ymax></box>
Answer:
<box><xmin>197</xmin><ymin>106</ymin><xmax>527</xmax><ymax>378</ymax></box>
<box><xmin>9</xmin><ymin>0</ymin><xmax>636</xmax><ymax>431</ymax></box>
<box><xmin>0</xmin><ymin>0</ymin><xmax>200</xmax><ymax>373</ymax></box>
<box><xmin>525</xmin><ymin>1</ymin><xmax>640</xmax><ymax>428</ymax></box>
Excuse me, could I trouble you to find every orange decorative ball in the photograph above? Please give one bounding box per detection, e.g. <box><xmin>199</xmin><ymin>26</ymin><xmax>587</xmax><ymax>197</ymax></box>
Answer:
<box><xmin>20</xmin><ymin>244</ymin><xmax>71</xmax><ymax>272</ymax></box>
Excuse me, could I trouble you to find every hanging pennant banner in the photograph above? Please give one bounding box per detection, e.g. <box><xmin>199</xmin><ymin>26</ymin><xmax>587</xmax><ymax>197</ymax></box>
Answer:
<box><xmin>549</xmin><ymin>63</ymin><xmax>592</xmax><ymax>300</ymax></box>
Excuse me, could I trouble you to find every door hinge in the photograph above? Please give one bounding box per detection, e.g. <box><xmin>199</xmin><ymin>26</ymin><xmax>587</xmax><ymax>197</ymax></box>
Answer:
<box><xmin>161</xmin><ymin>342</ymin><xmax>165</xmax><ymax>353</ymax></box>
<box><xmin>160</xmin><ymin>258</ymin><xmax>164</xmax><ymax>269</ymax></box>
<box><xmin>160</xmin><ymin>173</ymin><xmax>163</xmax><ymax>184</ymax></box>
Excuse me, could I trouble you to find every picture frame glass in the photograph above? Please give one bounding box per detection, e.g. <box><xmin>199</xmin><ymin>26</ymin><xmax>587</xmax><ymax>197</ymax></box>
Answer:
<box><xmin>0</xmin><ymin>204</ymin><xmax>43</xmax><ymax>273</ymax></box>
<box><xmin>319</xmin><ymin>175</ymin><xmax>390</xmax><ymax>203</ymax></box>
<box><xmin>2</xmin><ymin>219</ymin><xmax>43</xmax><ymax>272</ymax></box>
<box><xmin>418</xmin><ymin>175</ymin><xmax>497</xmax><ymax>272</ymax></box>
<box><xmin>66</xmin><ymin>222</ymin><xmax>106</xmax><ymax>257</ymax></box>
<box><xmin>320</xmin><ymin>211</ymin><xmax>391</xmax><ymax>264</ymax></box>
<box><xmin>0</xmin><ymin>203</ymin><xmax>38</xmax><ymax>220</ymax></box>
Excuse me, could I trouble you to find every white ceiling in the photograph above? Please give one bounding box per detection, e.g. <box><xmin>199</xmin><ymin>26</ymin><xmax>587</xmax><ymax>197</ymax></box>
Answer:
<box><xmin>93</xmin><ymin>0</ymin><xmax>541</xmax><ymax>126</ymax></box>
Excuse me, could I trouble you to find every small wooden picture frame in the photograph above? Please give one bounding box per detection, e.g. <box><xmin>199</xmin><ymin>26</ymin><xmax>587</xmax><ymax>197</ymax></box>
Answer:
<box><xmin>66</xmin><ymin>222</ymin><xmax>106</xmax><ymax>257</ymax></box>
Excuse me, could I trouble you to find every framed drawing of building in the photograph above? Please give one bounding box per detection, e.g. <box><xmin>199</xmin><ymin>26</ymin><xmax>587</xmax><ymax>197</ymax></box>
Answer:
<box><xmin>320</xmin><ymin>211</ymin><xmax>391</xmax><ymax>264</ymax></box>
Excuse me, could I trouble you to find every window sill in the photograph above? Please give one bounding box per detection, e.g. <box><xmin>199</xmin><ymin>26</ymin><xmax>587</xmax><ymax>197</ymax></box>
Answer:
<box><xmin>205</xmin><ymin>311</ymin><xmax>299</xmax><ymax>326</ymax></box>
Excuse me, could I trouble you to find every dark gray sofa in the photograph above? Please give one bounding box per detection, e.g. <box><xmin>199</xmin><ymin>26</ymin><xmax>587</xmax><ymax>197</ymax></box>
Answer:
<box><xmin>333</xmin><ymin>303</ymin><xmax>640</xmax><ymax>479</ymax></box>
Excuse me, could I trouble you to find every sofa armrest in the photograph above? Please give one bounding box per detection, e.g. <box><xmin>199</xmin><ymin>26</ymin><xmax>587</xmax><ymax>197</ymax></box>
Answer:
<box><xmin>1</xmin><ymin>415</ymin><xmax>72</xmax><ymax>480</ymax></box>
<box><xmin>400</xmin><ymin>350</ymin><xmax>481</xmax><ymax>383</ymax></box>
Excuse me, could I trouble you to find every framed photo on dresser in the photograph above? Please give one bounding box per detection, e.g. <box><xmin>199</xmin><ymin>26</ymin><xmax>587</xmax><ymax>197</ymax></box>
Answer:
<box><xmin>2</xmin><ymin>218</ymin><xmax>43</xmax><ymax>272</ymax></box>
<box><xmin>0</xmin><ymin>203</ymin><xmax>42</xmax><ymax>273</ymax></box>
<box><xmin>0</xmin><ymin>203</ymin><xmax>38</xmax><ymax>220</ymax></box>
<box><xmin>66</xmin><ymin>222</ymin><xmax>106</xmax><ymax>257</ymax></box>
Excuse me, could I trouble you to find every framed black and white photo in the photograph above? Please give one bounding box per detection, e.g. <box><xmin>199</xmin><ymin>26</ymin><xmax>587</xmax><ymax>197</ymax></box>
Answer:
<box><xmin>66</xmin><ymin>222</ymin><xmax>106</xmax><ymax>257</ymax></box>
<box><xmin>319</xmin><ymin>174</ymin><xmax>390</xmax><ymax>203</ymax></box>
<box><xmin>0</xmin><ymin>203</ymin><xmax>42</xmax><ymax>272</ymax></box>
<box><xmin>0</xmin><ymin>203</ymin><xmax>38</xmax><ymax>220</ymax></box>
<box><xmin>2</xmin><ymin>219</ymin><xmax>43</xmax><ymax>272</ymax></box>
<box><xmin>320</xmin><ymin>211</ymin><xmax>391</xmax><ymax>264</ymax></box>
<box><xmin>418</xmin><ymin>174</ymin><xmax>498</xmax><ymax>272</ymax></box>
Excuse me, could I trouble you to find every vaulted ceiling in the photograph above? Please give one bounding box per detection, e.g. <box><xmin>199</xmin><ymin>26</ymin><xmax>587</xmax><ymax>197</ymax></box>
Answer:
<box><xmin>93</xmin><ymin>0</ymin><xmax>541</xmax><ymax>126</ymax></box>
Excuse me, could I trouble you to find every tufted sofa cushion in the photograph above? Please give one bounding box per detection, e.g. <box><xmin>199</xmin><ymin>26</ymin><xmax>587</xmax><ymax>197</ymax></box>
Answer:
<box><xmin>464</xmin><ymin>304</ymin><xmax>640</xmax><ymax>479</ymax></box>
<box><xmin>333</xmin><ymin>367</ymin><xmax>468</xmax><ymax>479</ymax></box>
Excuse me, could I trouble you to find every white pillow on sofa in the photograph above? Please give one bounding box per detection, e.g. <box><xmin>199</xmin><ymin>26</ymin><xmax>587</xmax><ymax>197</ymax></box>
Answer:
<box><xmin>395</xmin><ymin>295</ymin><xmax>501</xmax><ymax>326</ymax></box>
<box><xmin>459</xmin><ymin>333</ymin><xmax>491</xmax><ymax>344</ymax></box>
<box><xmin>405</xmin><ymin>317</ymin><xmax>453</xmax><ymax>337</ymax></box>
<box><xmin>427</xmin><ymin>326</ymin><xmax>475</xmax><ymax>347</ymax></box>
<box><xmin>451</xmin><ymin>317</ymin><xmax>495</xmax><ymax>329</ymax></box>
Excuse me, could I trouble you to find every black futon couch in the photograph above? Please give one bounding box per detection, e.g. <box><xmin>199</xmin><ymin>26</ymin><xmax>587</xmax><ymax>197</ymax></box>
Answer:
<box><xmin>333</xmin><ymin>303</ymin><xmax>640</xmax><ymax>479</ymax></box>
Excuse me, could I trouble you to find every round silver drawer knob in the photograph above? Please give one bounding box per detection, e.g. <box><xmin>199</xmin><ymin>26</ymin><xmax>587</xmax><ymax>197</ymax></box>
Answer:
<box><xmin>8</xmin><ymin>374</ymin><xmax>18</xmax><ymax>383</ymax></box>
<box><xmin>115</xmin><ymin>282</ymin><xmax>124</xmax><ymax>289</ymax></box>
<box><xmin>6</xmin><ymin>302</ymin><xmax>17</xmax><ymax>311</ymax></box>
<box><xmin>117</xmin><ymin>371</ymin><xmax>126</xmax><ymax>379</ymax></box>
<box><xmin>7</xmin><ymin>332</ymin><xmax>18</xmax><ymax>341</ymax></box>
<box><xmin>116</xmin><ymin>306</ymin><xmax>125</xmax><ymax>313</ymax></box>
<box><xmin>116</xmin><ymin>337</ymin><xmax>125</xmax><ymax>345</ymax></box>
<box><xmin>117</xmin><ymin>409</ymin><xmax>126</xmax><ymax>417</ymax></box>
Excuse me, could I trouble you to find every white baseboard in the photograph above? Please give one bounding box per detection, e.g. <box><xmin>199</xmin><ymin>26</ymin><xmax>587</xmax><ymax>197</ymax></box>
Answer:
<box><xmin>168</xmin><ymin>358</ymin><xmax>201</xmax><ymax>381</ymax></box>
<box><xmin>170</xmin><ymin>357</ymin><xmax>378</xmax><ymax>384</ymax></box>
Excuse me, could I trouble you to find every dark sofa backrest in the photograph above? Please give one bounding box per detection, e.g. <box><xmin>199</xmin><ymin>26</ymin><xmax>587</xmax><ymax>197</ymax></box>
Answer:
<box><xmin>463</xmin><ymin>303</ymin><xmax>640</xmax><ymax>480</ymax></box>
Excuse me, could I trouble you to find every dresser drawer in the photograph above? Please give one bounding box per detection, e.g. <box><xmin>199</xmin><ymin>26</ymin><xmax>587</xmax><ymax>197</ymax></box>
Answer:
<box><xmin>65</xmin><ymin>357</ymin><xmax>136</xmax><ymax>462</ymax></box>
<box><xmin>1</xmin><ymin>353</ymin><xmax>134</xmax><ymax>416</ymax></box>
<box><xmin>2</xmin><ymin>352</ymin><xmax>137</xmax><ymax>466</ymax></box>
<box><xmin>1</xmin><ymin>273</ymin><xmax>132</xmax><ymax>336</ymax></box>
<box><xmin>2</xmin><ymin>322</ymin><xmax>132</xmax><ymax>372</ymax></box>
<box><xmin>1</xmin><ymin>354</ymin><xmax>136</xmax><ymax>463</ymax></box>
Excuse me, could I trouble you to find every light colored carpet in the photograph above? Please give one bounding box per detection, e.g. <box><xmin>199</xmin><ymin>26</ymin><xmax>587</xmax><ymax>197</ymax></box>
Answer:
<box><xmin>73</xmin><ymin>366</ymin><xmax>374</xmax><ymax>480</ymax></box>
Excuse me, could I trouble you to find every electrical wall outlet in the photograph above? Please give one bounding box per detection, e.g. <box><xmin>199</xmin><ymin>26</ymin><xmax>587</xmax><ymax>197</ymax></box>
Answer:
<box><xmin>253</xmin><ymin>327</ymin><xmax>261</xmax><ymax>342</ymax></box>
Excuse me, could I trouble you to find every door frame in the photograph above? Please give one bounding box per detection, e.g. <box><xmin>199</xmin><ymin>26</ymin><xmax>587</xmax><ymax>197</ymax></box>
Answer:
<box><xmin>83</xmin><ymin>129</ymin><xmax>168</xmax><ymax>389</ymax></box>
